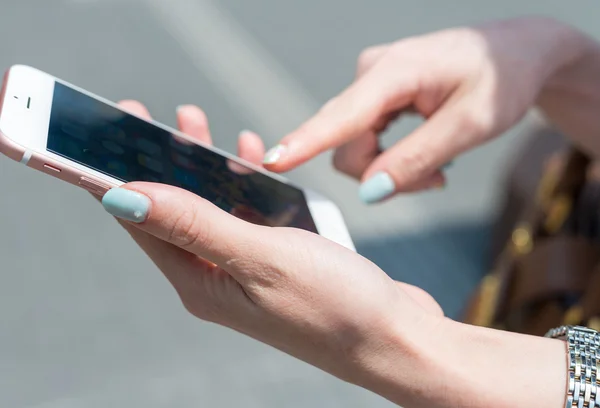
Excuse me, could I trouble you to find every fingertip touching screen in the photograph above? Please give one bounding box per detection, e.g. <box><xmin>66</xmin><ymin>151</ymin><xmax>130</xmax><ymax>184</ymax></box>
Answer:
<box><xmin>46</xmin><ymin>82</ymin><xmax>317</xmax><ymax>232</ymax></box>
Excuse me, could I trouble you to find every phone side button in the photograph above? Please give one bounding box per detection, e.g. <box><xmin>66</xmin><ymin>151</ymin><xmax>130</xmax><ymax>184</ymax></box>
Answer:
<box><xmin>43</xmin><ymin>164</ymin><xmax>61</xmax><ymax>173</ymax></box>
<box><xmin>79</xmin><ymin>177</ymin><xmax>111</xmax><ymax>195</ymax></box>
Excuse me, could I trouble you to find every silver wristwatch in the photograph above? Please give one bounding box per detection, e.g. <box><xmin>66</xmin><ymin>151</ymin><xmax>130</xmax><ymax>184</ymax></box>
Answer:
<box><xmin>546</xmin><ymin>325</ymin><xmax>600</xmax><ymax>408</ymax></box>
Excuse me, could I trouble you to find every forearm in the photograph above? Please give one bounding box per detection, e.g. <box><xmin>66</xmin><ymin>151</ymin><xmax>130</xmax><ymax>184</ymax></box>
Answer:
<box><xmin>538</xmin><ymin>27</ymin><xmax>600</xmax><ymax>157</ymax></box>
<box><xmin>351</xmin><ymin>318</ymin><xmax>566</xmax><ymax>408</ymax></box>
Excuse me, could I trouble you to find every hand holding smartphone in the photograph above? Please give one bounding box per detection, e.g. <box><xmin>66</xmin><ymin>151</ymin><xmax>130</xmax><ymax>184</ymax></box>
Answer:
<box><xmin>0</xmin><ymin>65</ymin><xmax>354</xmax><ymax>250</ymax></box>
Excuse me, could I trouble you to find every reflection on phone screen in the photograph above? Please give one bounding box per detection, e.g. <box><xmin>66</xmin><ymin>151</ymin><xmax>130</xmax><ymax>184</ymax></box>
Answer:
<box><xmin>47</xmin><ymin>82</ymin><xmax>318</xmax><ymax>232</ymax></box>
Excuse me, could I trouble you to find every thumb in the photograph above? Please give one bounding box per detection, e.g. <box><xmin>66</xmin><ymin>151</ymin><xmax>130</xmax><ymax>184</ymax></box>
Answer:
<box><xmin>359</xmin><ymin>96</ymin><xmax>491</xmax><ymax>202</ymax></box>
<box><xmin>101</xmin><ymin>183</ymin><xmax>265</xmax><ymax>274</ymax></box>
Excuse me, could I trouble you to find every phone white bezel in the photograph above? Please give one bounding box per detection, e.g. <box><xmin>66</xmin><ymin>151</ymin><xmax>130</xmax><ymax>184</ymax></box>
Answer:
<box><xmin>0</xmin><ymin>65</ymin><xmax>355</xmax><ymax>250</ymax></box>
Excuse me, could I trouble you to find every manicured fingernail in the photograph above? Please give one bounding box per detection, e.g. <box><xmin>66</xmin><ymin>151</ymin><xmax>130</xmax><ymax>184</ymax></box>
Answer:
<box><xmin>359</xmin><ymin>172</ymin><xmax>396</xmax><ymax>204</ymax></box>
<box><xmin>263</xmin><ymin>144</ymin><xmax>287</xmax><ymax>165</ymax></box>
<box><xmin>102</xmin><ymin>188</ymin><xmax>150</xmax><ymax>223</ymax></box>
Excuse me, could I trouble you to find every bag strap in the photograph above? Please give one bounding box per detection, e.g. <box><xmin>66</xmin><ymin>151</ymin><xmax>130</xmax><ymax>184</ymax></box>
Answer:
<box><xmin>562</xmin><ymin>265</ymin><xmax>600</xmax><ymax>330</ymax></box>
<box><xmin>466</xmin><ymin>147</ymin><xmax>593</xmax><ymax>329</ymax></box>
<box><xmin>500</xmin><ymin>237</ymin><xmax>600</xmax><ymax>319</ymax></box>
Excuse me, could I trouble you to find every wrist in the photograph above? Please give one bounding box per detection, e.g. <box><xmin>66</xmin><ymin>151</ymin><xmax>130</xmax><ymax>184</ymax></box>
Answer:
<box><xmin>481</xmin><ymin>17</ymin><xmax>590</xmax><ymax>87</ymax></box>
<box><xmin>433</xmin><ymin>321</ymin><xmax>567</xmax><ymax>408</ymax></box>
<box><xmin>352</xmin><ymin>317</ymin><xmax>567</xmax><ymax>408</ymax></box>
<box><xmin>535</xmin><ymin>21</ymin><xmax>600</xmax><ymax>153</ymax></box>
<box><xmin>541</xmin><ymin>23</ymin><xmax>599</xmax><ymax>96</ymax></box>
<box><xmin>532</xmin><ymin>18</ymin><xmax>592</xmax><ymax>86</ymax></box>
<box><xmin>345</xmin><ymin>315</ymin><xmax>448</xmax><ymax>408</ymax></box>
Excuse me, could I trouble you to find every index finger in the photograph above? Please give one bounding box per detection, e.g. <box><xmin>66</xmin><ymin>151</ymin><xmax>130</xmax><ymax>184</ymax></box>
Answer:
<box><xmin>262</xmin><ymin>60</ymin><xmax>417</xmax><ymax>172</ymax></box>
<box><xmin>119</xmin><ymin>99</ymin><xmax>152</xmax><ymax>119</ymax></box>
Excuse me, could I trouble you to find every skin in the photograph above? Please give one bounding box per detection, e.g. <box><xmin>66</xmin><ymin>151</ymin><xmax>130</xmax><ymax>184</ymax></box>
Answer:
<box><xmin>101</xmin><ymin>16</ymin><xmax>600</xmax><ymax>408</ymax></box>
<box><xmin>263</xmin><ymin>17</ymin><xmax>600</xmax><ymax>197</ymax></box>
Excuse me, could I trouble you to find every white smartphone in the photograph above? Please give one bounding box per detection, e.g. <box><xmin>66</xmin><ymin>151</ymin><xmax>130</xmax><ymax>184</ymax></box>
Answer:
<box><xmin>0</xmin><ymin>65</ymin><xmax>355</xmax><ymax>250</ymax></box>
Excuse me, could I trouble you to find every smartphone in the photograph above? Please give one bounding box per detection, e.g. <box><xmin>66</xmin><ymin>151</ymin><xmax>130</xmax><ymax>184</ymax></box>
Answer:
<box><xmin>0</xmin><ymin>65</ymin><xmax>354</xmax><ymax>250</ymax></box>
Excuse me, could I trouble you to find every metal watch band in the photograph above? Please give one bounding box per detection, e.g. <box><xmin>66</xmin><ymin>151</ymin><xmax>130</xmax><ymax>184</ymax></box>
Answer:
<box><xmin>546</xmin><ymin>325</ymin><xmax>600</xmax><ymax>408</ymax></box>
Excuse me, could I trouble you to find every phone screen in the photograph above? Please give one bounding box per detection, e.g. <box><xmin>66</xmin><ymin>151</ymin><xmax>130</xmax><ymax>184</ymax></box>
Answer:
<box><xmin>46</xmin><ymin>82</ymin><xmax>318</xmax><ymax>232</ymax></box>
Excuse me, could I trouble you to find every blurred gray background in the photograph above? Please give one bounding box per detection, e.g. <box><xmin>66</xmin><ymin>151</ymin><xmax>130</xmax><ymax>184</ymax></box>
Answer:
<box><xmin>0</xmin><ymin>1</ymin><xmax>598</xmax><ymax>407</ymax></box>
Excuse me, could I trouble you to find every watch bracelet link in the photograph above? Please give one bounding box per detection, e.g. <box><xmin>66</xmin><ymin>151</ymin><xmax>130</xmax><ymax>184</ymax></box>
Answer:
<box><xmin>546</xmin><ymin>326</ymin><xmax>600</xmax><ymax>408</ymax></box>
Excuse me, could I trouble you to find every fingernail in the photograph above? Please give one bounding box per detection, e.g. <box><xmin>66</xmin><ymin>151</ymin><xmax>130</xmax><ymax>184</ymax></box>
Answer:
<box><xmin>102</xmin><ymin>188</ymin><xmax>151</xmax><ymax>223</ymax></box>
<box><xmin>263</xmin><ymin>144</ymin><xmax>287</xmax><ymax>165</ymax></box>
<box><xmin>239</xmin><ymin>129</ymin><xmax>253</xmax><ymax>138</ymax></box>
<box><xmin>359</xmin><ymin>172</ymin><xmax>396</xmax><ymax>204</ymax></box>
<box><xmin>176</xmin><ymin>105</ymin><xmax>190</xmax><ymax>113</ymax></box>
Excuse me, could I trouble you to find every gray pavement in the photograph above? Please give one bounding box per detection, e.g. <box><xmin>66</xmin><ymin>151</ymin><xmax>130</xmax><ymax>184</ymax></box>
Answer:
<box><xmin>0</xmin><ymin>0</ymin><xmax>599</xmax><ymax>406</ymax></box>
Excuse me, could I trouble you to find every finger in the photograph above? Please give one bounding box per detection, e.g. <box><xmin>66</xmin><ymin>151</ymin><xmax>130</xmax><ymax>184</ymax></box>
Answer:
<box><xmin>332</xmin><ymin>131</ymin><xmax>380</xmax><ymax>179</ymax></box>
<box><xmin>110</xmin><ymin>206</ymin><xmax>248</xmax><ymax>325</ymax></box>
<box><xmin>332</xmin><ymin>110</ymin><xmax>407</xmax><ymax>180</ymax></box>
<box><xmin>119</xmin><ymin>100</ymin><xmax>152</xmax><ymax>120</ymax></box>
<box><xmin>119</xmin><ymin>218</ymin><xmax>210</xmax><ymax>292</ymax></box>
<box><xmin>262</xmin><ymin>59</ymin><xmax>417</xmax><ymax>172</ymax></box>
<box><xmin>101</xmin><ymin>183</ymin><xmax>263</xmax><ymax>275</ymax></box>
<box><xmin>113</xmin><ymin>101</ymin><xmax>206</xmax><ymax>281</ymax></box>
<box><xmin>176</xmin><ymin>105</ymin><xmax>212</xmax><ymax>144</ymax></box>
<box><xmin>226</xmin><ymin>130</ymin><xmax>266</xmax><ymax>175</ymax></box>
<box><xmin>237</xmin><ymin>130</ymin><xmax>265</xmax><ymax>166</ymax></box>
<box><xmin>358</xmin><ymin>97</ymin><xmax>483</xmax><ymax>202</ymax></box>
<box><xmin>356</xmin><ymin>44</ymin><xmax>391</xmax><ymax>78</ymax></box>
<box><xmin>94</xmin><ymin>186</ymin><xmax>202</xmax><ymax>292</ymax></box>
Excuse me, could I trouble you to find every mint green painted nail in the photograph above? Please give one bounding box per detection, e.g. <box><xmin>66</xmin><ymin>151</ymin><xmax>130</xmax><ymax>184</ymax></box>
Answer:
<box><xmin>102</xmin><ymin>188</ymin><xmax>150</xmax><ymax>223</ymax></box>
<box><xmin>359</xmin><ymin>172</ymin><xmax>395</xmax><ymax>204</ymax></box>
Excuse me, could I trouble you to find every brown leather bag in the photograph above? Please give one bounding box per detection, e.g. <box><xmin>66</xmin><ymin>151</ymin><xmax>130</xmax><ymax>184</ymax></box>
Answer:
<box><xmin>464</xmin><ymin>123</ymin><xmax>600</xmax><ymax>336</ymax></box>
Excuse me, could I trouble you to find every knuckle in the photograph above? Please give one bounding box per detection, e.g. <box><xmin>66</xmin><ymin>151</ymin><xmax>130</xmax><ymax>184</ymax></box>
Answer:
<box><xmin>356</xmin><ymin>45</ymin><xmax>390</xmax><ymax>76</ymax></box>
<box><xmin>332</xmin><ymin>149</ymin><xmax>351</xmax><ymax>174</ymax></box>
<box><xmin>357</xmin><ymin>47</ymin><xmax>379</xmax><ymax>67</ymax></box>
<box><xmin>386</xmin><ymin>42</ymin><xmax>405</xmax><ymax>58</ymax></box>
<box><xmin>174</xmin><ymin>264</ymin><xmax>224</xmax><ymax>323</ymax></box>
<box><xmin>181</xmin><ymin>297</ymin><xmax>205</xmax><ymax>319</ymax></box>
<box><xmin>387</xmin><ymin>40</ymin><xmax>414</xmax><ymax>59</ymax></box>
<box><xmin>181</xmin><ymin>297</ymin><xmax>224</xmax><ymax>324</ymax></box>
<box><xmin>182</xmin><ymin>298</ymin><xmax>218</xmax><ymax>323</ymax></box>
<box><xmin>167</xmin><ymin>203</ymin><xmax>214</xmax><ymax>251</ymax></box>
<box><xmin>457</xmin><ymin>107</ymin><xmax>493</xmax><ymax>138</ymax></box>
<box><xmin>401</xmin><ymin>149</ymin><xmax>431</xmax><ymax>177</ymax></box>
